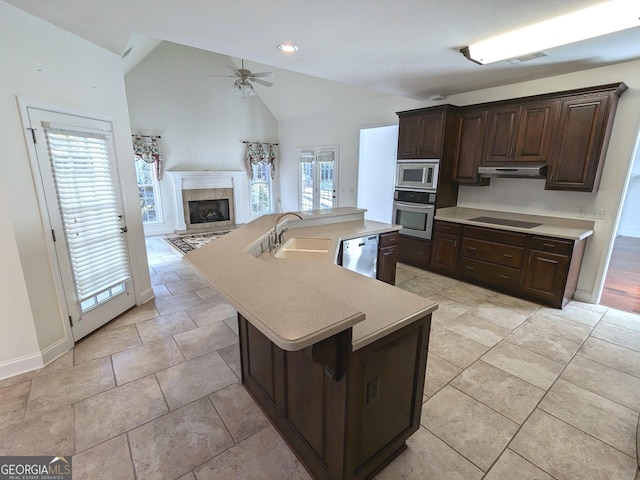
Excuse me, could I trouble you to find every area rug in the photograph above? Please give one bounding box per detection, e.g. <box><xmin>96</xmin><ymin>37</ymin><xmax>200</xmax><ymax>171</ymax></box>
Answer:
<box><xmin>164</xmin><ymin>230</ymin><xmax>231</xmax><ymax>255</ymax></box>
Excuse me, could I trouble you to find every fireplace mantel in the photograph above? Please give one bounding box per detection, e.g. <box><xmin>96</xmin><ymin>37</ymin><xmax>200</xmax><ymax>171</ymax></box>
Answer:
<box><xmin>166</xmin><ymin>170</ymin><xmax>250</xmax><ymax>231</ymax></box>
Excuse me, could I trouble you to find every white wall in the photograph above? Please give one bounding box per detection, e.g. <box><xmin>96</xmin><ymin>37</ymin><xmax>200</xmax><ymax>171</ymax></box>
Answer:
<box><xmin>124</xmin><ymin>42</ymin><xmax>279</xmax><ymax>234</ymax></box>
<box><xmin>0</xmin><ymin>1</ymin><xmax>151</xmax><ymax>376</ymax></box>
<box><xmin>277</xmin><ymin>60</ymin><xmax>640</xmax><ymax>303</ymax></box>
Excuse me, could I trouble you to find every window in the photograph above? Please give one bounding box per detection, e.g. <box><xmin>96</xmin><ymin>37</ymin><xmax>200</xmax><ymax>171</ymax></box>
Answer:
<box><xmin>250</xmin><ymin>162</ymin><xmax>273</xmax><ymax>215</ymax></box>
<box><xmin>298</xmin><ymin>146</ymin><xmax>338</xmax><ymax>211</ymax></box>
<box><xmin>135</xmin><ymin>160</ymin><xmax>162</xmax><ymax>223</ymax></box>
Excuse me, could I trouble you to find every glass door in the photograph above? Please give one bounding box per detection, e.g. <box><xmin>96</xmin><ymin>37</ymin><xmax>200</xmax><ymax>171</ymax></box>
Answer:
<box><xmin>298</xmin><ymin>146</ymin><xmax>338</xmax><ymax>211</ymax></box>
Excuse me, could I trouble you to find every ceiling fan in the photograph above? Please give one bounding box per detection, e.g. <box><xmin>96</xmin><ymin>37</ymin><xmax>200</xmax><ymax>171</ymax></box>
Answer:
<box><xmin>208</xmin><ymin>59</ymin><xmax>274</xmax><ymax>97</ymax></box>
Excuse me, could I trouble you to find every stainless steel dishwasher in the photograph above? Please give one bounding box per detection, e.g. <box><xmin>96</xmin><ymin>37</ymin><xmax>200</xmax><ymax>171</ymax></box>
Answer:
<box><xmin>341</xmin><ymin>235</ymin><xmax>378</xmax><ymax>278</ymax></box>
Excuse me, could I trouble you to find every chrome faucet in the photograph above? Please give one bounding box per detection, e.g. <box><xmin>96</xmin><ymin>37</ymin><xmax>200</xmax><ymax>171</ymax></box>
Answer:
<box><xmin>270</xmin><ymin>212</ymin><xmax>303</xmax><ymax>252</ymax></box>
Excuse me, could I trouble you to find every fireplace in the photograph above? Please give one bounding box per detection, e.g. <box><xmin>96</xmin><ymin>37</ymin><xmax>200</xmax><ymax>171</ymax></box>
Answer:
<box><xmin>188</xmin><ymin>199</ymin><xmax>230</xmax><ymax>225</ymax></box>
<box><xmin>166</xmin><ymin>170</ymin><xmax>249</xmax><ymax>233</ymax></box>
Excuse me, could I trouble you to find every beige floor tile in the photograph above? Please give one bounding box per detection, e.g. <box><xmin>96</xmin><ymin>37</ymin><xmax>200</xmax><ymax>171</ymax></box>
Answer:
<box><xmin>195</xmin><ymin>426</ymin><xmax>311</xmax><ymax>480</ymax></box>
<box><xmin>451</xmin><ymin>360</ymin><xmax>545</xmax><ymax>424</ymax></box>
<box><xmin>592</xmin><ymin>321</ymin><xmax>640</xmax><ymax>352</ymax></box>
<box><xmin>218</xmin><ymin>343</ymin><xmax>241</xmax><ymax>379</ymax></box>
<box><xmin>156</xmin><ymin>352</ymin><xmax>237</xmax><ymax>410</ymax></box>
<box><xmin>0</xmin><ymin>405</ymin><xmax>74</xmax><ymax>455</ymax></box>
<box><xmin>75</xmin><ymin>375</ymin><xmax>168</xmax><ymax>452</ymax></box>
<box><xmin>539</xmin><ymin>379</ymin><xmax>638</xmax><ymax>457</ymax></box>
<box><xmin>74</xmin><ymin>324</ymin><xmax>141</xmax><ymax>364</ymax></box>
<box><xmin>106</xmin><ymin>301</ymin><xmax>159</xmax><ymax>329</ymax></box>
<box><xmin>174</xmin><ymin>266</ymin><xmax>200</xmax><ymax>280</ymax></box>
<box><xmin>439</xmin><ymin>283</ymin><xmax>497</xmax><ymax>306</ymax></box>
<box><xmin>128</xmin><ymin>397</ymin><xmax>234</xmax><ymax>480</ymax></box>
<box><xmin>0</xmin><ymin>380</ymin><xmax>30</xmax><ymax>429</ymax></box>
<box><xmin>176</xmin><ymin>473</ymin><xmax>195</xmax><ymax>480</ymax></box>
<box><xmin>152</xmin><ymin>284</ymin><xmax>172</xmax><ymax>299</ymax></box>
<box><xmin>209</xmin><ymin>383</ymin><xmax>270</xmax><ymax>443</ymax></box>
<box><xmin>481</xmin><ymin>342</ymin><xmax>564</xmax><ymax>390</ymax></box>
<box><xmin>25</xmin><ymin>357</ymin><xmax>115</xmax><ymax>419</ymax></box>
<box><xmin>561</xmin><ymin>355</ymin><xmax>640</xmax><ymax>412</ymax></box>
<box><xmin>486</xmin><ymin>293</ymin><xmax>540</xmax><ymax>317</ymax></box>
<box><xmin>526</xmin><ymin>311</ymin><xmax>593</xmax><ymax>343</ymax></box>
<box><xmin>224</xmin><ymin>315</ymin><xmax>239</xmax><ymax>335</ymax></box>
<box><xmin>511</xmin><ymin>410</ymin><xmax>637</xmax><ymax>480</ymax></box>
<box><xmin>150</xmin><ymin>270</ymin><xmax>182</xmax><ymax>286</ymax></box>
<box><xmin>397</xmin><ymin>276</ymin><xmax>446</xmax><ymax>298</ymax></box>
<box><xmin>150</xmin><ymin>259</ymin><xmax>185</xmax><ymax>273</ymax></box>
<box><xmin>174</xmin><ymin>322</ymin><xmax>238</xmax><ymax>360</ymax></box>
<box><xmin>186</xmin><ymin>302</ymin><xmax>237</xmax><ymax>327</ymax></box>
<box><xmin>195</xmin><ymin>287</ymin><xmax>222</xmax><ymax>303</ymax></box>
<box><xmin>538</xmin><ymin>304</ymin><xmax>604</xmax><ymax>327</ymax></box>
<box><xmin>376</xmin><ymin>426</ymin><xmax>484</xmax><ymax>480</ymax></box>
<box><xmin>395</xmin><ymin>264</ymin><xmax>429</xmax><ymax>284</ymax></box>
<box><xmin>112</xmin><ymin>337</ymin><xmax>185</xmax><ymax>385</ymax></box>
<box><xmin>424</xmin><ymin>294</ymin><xmax>475</xmax><ymax>319</ymax></box>
<box><xmin>601</xmin><ymin>308</ymin><xmax>640</xmax><ymax>331</ymax></box>
<box><xmin>165</xmin><ymin>275</ymin><xmax>211</xmax><ymax>295</ymax></box>
<box><xmin>463</xmin><ymin>303</ymin><xmax>529</xmax><ymax>330</ymax></box>
<box><xmin>422</xmin><ymin>386</ymin><xmax>519</xmax><ymax>471</ymax></box>
<box><xmin>485</xmin><ymin>449</ymin><xmax>554</xmax><ymax>480</ymax></box>
<box><xmin>73</xmin><ymin>435</ymin><xmax>135</xmax><ymax>480</ymax></box>
<box><xmin>569</xmin><ymin>300</ymin><xmax>609</xmax><ymax>314</ymax></box>
<box><xmin>0</xmin><ymin>351</ymin><xmax>73</xmax><ymax>390</ymax></box>
<box><xmin>424</xmin><ymin>353</ymin><xmax>462</xmax><ymax>397</ymax></box>
<box><xmin>428</xmin><ymin>325</ymin><xmax>489</xmax><ymax>369</ymax></box>
<box><xmin>505</xmin><ymin>323</ymin><xmax>581</xmax><ymax>364</ymax></box>
<box><xmin>135</xmin><ymin>311</ymin><xmax>197</xmax><ymax>344</ymax></box>
<box><xmin>154</xmin><ymin>291</ymin><xmax>205</xmax><ymax>316</ymax></box>
<box><xmin>578</xmin><ymin>337</ymin><xmax>640</xmax><ymax>379</ymax></box>
<box><xmin>440</xmin><ymin>315</ymin><xmax>511</xmax><ymax>347</ymax></box>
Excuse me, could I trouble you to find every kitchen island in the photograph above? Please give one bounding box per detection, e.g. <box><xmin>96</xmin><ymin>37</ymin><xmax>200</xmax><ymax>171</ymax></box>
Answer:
<box><xmin>185</xmin><ymin>208</ymin><xmax>437</xmax><ymax>480</ymax></box>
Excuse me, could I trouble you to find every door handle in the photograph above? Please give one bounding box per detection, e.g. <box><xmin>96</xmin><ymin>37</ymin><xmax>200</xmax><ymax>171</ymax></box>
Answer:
<box><xmin>120</xmin><ymin>226</ymin><xmax>128</xmax><ymax>233</ymax></box>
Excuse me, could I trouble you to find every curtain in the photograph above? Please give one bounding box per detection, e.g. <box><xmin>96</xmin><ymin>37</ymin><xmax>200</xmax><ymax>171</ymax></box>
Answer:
<box><xmin>246</xmin><ymin>142</ymin><xmax>277</xmax><ymax>179</ymax></box>
<box><xmin>133</xmin><ymin>135</ymin><xmax>163</xmax><ymax>180</ymax></box>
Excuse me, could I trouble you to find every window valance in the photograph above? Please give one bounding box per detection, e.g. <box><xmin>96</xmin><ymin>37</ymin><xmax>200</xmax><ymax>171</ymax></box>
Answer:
<box><xmin>245</xmin><ymin>141</ymin><xmax>277</xmax><ymax>180</ymax></box>
<box><xmin>133</xmin><ymin>134</ymin><xmax>163</xmax><ymax>180</ymax></box>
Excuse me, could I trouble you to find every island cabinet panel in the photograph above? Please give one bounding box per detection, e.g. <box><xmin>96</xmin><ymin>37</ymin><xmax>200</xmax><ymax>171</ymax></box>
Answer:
<box><xmin>377</xmin><ymin>231</ymin><xmax>399</xmax><ymax>285</ymax></box>
<box><xmin>398</xmin><ymin>235</ymin><xmax>431</xmax><ymax>269</ymax></box>
<box><xmin>451</xmin><ymin>108</ymin><xmax>490</xmax><ymax>185</ymax></box>
<box><xmin>238</xmin><ymin>312</ymin><xmax>432</xmax><ymax>480</ymax></box>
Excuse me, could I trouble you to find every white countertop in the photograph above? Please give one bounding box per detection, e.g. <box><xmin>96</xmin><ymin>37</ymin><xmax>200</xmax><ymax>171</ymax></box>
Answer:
<box><xmin>183</xmin><ymin>207</ymin><xmax>437</xmax><ymax>351</ymax></box>
<box><xmin>435</xmin><ymin>207</ymin><xmax>595</xmax><ymax>240</ymax></box>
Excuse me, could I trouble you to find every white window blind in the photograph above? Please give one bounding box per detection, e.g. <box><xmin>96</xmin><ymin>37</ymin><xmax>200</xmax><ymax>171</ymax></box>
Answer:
<box><xmin>45</xmin><ymin>128</ymin><xmax>131</xmax><ymax>303</ymax></box>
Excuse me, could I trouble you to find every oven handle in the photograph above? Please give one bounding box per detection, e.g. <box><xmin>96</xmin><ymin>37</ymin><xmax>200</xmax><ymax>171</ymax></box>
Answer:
<box><xmin>393</xmin><ymin>201</ymin><xmax>435</xmax><ymax>211</ymax></box>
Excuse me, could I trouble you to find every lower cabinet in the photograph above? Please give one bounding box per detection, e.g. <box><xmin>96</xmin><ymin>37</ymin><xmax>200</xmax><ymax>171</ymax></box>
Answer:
<box><xmin>377</xmin><ymin>231</ymin><xmax>399</xmax><ymax>285</ymax></box>
<box><xmin>430</xmin><ymin>221</ymin><xmax>462</xmax><ymax>275</ymax></box>
<box><xmin>238</xmin><ymin>313</ymin><xmax>432</xmax><ymax>480</ymax></box>
<box><xmin>398</xmin><ymin>235</ymin><xmax>431</xmax><ymax>269</ymax></box>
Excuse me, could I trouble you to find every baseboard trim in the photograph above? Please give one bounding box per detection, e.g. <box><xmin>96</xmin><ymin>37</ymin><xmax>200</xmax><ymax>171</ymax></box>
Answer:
<box><xmin>0</xmin><ymin>351</ymin><xmax>43</xmax><ymax>382</ymax></box>
<box><xmin>573</xmin><ymin>289</ymin><xmax>595</xmax><ymax>304</ymax></box>
<box><xmin>40</xmin><ymin>336</ymin><xmax>73</xmax><ymax>365</ymax></box>
<box><xmin>139</xmin><ymin>287</ymin><xmax>155</xmax><ymax>305</ymax></box>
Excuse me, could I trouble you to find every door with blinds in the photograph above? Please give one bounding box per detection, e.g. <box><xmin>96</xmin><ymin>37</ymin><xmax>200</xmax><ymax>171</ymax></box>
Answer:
<box><xmin>298</xmin><ymin>146</ymin><xmax>338</xmax><ymax>211</ymax></box>
<box><xmin>27</xmin><ymin>108</ymin><xmax>135</xmax><ymax>341</ymax></box>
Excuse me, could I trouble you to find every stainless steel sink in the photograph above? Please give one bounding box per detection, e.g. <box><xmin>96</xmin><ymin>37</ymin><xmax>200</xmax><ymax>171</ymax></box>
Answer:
<box><xmin>274</xmin><ymin>237</ymin><xmax>332</xmax><ymax>260</ymax></box>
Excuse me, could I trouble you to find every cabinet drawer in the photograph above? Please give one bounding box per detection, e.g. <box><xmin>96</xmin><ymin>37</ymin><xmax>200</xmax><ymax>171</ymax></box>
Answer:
<box><xmin>529</xmin><ymin>236</ymin><xmax>573</xmax><ymax>255</ymax></box>
<box><xmin>398</xmin><ymin>235</ymin><xmax>431</xmax><ymax>269</ymax></box>
<box><xmin>464</xmin><ymin>226</ymin><xmax>527</xmax><ymax>246</ymax></box>
<box><xmin>459</xmin><ymin>258</ymin><xmax>520</xmax><ymax>294</ymax></box>
<box><xmin>435</xmin><ymin>221</ymin><xmax>462</xmax><ymax>236</ymax></box>
<box><xmin>379</xmin><ymin>231</ymin><xmax>400</xmax><ymax>248</ymax></box>
<box><xmin>461</xmin><ymin>238</ymin><xmax>524</xmax><ymax>268</ymax></box>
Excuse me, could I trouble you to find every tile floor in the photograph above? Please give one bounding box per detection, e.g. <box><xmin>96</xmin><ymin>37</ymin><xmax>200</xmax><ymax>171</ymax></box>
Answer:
<box><xmin>1</xmin><ymin>236</ymin><xmax>640</xmax><ymax>479</ymax></box>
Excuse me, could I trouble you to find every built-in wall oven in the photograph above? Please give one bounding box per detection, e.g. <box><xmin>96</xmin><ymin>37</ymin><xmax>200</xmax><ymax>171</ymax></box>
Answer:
<box><xmin>393</xmin><ymin>190</ymin><xmax>436</xmax><ymax>240</ymax></box>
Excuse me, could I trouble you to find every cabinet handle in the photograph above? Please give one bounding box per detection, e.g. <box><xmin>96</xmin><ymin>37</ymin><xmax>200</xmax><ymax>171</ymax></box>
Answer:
<box><xmin>441</xmin><ymin>226</ymin><xmax>450</xmax><ymax>230</ymax></box>
<box><xmin>465</xmin><ymin>266</ymin><xmax>475</xmax><ymax>271</ymax></box>
<box><xmin>418</xmin><ymin>251</ymin><xmax>425</xmax><ymax>255</ymax></box>
<box><xmin>499</xmin><ymin>274</ymin><xmax>510</xmax><ymax>279</ymax></box>
<box><xmin>503</xmin><ymin>253</ymin><xmax>513</xmax><ymax>258</ymax></box>
<box><xmin>515</xmin><ymin>148</ymin><xmax>520</xmax><ymax>158</ymax></box>
<box><xmin>529</xmin><ymin>254</ymin><xmax>532</xmax><ymax>264</ymax></box>
<box><xmin>467</xmin><ymin>246</ymin><xmax>477</xmax><ymax>251</ymax></box>
<box><xmin>543</xmin><ymin>243</ymin><xmax>555</xmax><ymax>248</ymax></box>
<box><xmin>509</xmin><ymin>147</ymin><xmax>514</xmax><ymax>157</ymax></box>
<box><xmin>454</xmin><ymin>240</ymin><xmax>458</xmax><ymax>247</ymax></box>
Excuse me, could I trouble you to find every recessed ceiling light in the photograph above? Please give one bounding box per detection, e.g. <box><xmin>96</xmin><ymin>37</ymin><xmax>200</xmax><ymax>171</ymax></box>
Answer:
<box><xmin>277</xmin><ymin>44</ymin><xmax>299</xmax><ymax>53</ymax></box>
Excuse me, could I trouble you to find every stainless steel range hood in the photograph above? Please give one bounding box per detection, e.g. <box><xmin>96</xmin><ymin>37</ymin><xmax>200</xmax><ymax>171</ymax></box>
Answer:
<box><xmin>478</xmin><ymin>164</ymin><xmax>548</xmax><ymax>179</ymax></box>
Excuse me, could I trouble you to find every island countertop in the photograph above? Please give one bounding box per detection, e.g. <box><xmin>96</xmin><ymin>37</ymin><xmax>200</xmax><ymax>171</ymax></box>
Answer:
<box><xmin>435</xmin><ymin>206</ymin><xmax>595</xmax><ymax>240</ymax></box>
<box><xmin>183</xmin><ymin>207</ymin><xmax>437</xmax><ymax>351</ymax></box>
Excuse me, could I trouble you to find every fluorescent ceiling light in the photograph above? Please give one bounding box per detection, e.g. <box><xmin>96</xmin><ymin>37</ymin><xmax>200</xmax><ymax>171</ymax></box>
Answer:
<box><xmin>461</xmin><ymin>0</ymin><xmax>640</xmax><ymax>64</ymax></box>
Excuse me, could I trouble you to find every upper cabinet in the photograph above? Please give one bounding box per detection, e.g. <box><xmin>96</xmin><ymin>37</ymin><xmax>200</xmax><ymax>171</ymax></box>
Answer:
<box><xmin>451</xmin><ymin>108</ymin><xmax>490</xmax><ymax>185</ymax></box>
<box><xmin>483</xmin><ymin>100</ymin><xmax>557</xmax><ymax>165</ymax></box>
<box><xmin>397</xmin><ymin>110</ymin><xmax>444</xmax><ymax>159</ymax></box>
<box><xmin>545</xmin><ymin>85</ymin><xmax>626</xmax><ymax>191</ymax></box>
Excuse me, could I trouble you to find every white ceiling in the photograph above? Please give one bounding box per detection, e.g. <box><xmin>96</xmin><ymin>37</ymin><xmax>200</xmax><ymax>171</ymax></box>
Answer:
<box><xmin>5</xmin><ymin>0</ymin><xmax>640</xmax><ymax>100</ymax></box>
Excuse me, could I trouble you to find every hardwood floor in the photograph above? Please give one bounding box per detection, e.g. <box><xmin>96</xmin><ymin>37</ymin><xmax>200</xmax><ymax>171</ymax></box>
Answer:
<box><xmin>601</xmin><ymin>235</ymin><xmax>640</xmax><ymax>314</ymax></box>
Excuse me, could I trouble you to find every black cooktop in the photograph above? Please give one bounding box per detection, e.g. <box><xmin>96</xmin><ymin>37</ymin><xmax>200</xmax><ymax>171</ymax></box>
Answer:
<box><xmin>469</xmin><ymin>216</ymin><xmax>542</xmax><ymax>229</ymax></box>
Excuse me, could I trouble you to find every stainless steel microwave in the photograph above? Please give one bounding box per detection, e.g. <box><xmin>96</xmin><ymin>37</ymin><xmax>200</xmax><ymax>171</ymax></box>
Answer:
<box><xmin>395</xmin><ymin>160</ymin><xmax>439</xmax><ymax>192</ymax></box>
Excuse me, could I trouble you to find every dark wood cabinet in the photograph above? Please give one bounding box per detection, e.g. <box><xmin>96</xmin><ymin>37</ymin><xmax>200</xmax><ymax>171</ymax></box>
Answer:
<box><xmin>451</xmin><ymin>109</ymin><xmax>490</xmax><ymax>185</ymax></box>
<box><xmin>398</xmin><ymin>235</ymin><xmax>431</xmax><ymax>269</ymax></box>
<box><xmin>430</xmin><ymin>222</ymin><xmax>461</xmax><ymax>275</ymax></box>
<box><xmin>397</xmin><ymin>111</ymin><xmax>444</xmax><ymax>159</ymax></box>
<box><xmin>238</xmin><ymin>312</ymin><xmax>432</xmax><ymax>480</ymax></box>
<box><xmin>483</xmin><ymin>100</ymin><xmax>556</xmax><ymax>165</ymax></box>
<box><xmin>377</xmin><ymin>231</ymin><xmax>399</xmax><ymax>285</ymax></box>
<box><xmin>545</xmin><ymin>84</ymin><xmax>626</xmax><ymax>191</ymax></box>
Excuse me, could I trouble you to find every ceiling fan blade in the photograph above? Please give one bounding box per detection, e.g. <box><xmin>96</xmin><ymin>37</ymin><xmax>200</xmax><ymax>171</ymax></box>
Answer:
<box><xmin>250</xmin><ymin>72</ymin><xmax>273</xmax><ymax>78</ymax></box>
<box><xmin>206</xmin><ymin>74</ymin><xmax>236</xmax><ymax>78</ymax></box>
<box><xmin>226</xmin><ymin>65</ymin><xmax>239</xmax><ymax>74</ymax></box>
<box><xmin>251</xmin><ymin>78</ymin><xmax>273</xmax><ymax>87</ymax></box>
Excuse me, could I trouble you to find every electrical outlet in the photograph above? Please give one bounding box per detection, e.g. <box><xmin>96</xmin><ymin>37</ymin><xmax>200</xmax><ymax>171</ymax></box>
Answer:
<box><xmin>475</xmin><ymin>199</ymin><xmax>481</xmax><ymax>208</ymax></box>
<box><xmin>578</xmin><ymin>207</ymin><xmax>585</xmax><ymax>218</ymax></box>
<box><xmin>589</xmin><ymin>209</ymin><xmax>606</xmax><ymax>220</ymax></box>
